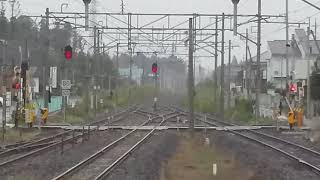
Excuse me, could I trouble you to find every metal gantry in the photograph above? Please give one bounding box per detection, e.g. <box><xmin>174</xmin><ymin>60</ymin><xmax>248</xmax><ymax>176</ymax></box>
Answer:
<box><xmin>23</xmin><ymin>6</ymin><xmax>308</xmax><ymax>129</ymax></box>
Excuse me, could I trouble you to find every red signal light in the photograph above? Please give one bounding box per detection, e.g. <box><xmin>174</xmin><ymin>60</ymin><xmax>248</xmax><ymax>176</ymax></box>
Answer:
<box><xmin>65</xmin><ymin>51</ymin><xmax>72</xmax><ymax>60</ymax></box>
<box><xmin>64</xmin><ymin>45</ymin><xmax>73</xmax><ymax>60</ymax></box>
<box><xmin>290</xmin><ymin>84</ymin><xmax>297</xmax><ymax>93</ymax></box>
<box><xmin>12</xmin><ymin>82</ymin><xmax>21</xmax><ymax>90</ymax></box>
<box><xmin>152</xmin><ymin>63</ymin><xmax>158</xmax><ymax>74</ymax></box>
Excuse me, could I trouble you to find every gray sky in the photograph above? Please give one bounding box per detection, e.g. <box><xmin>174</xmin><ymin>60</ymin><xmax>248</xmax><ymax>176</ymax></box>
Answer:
<box><xmin>5</xmin><ymin>0</ymin><xmax>320</xmax><ymax>70</ymax></box>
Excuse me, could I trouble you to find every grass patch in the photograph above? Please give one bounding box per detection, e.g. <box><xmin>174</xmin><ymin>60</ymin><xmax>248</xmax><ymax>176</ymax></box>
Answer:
<box><xmin>0</xmin><ymin>128</ymin><xmax>42</xmax><ymax>145</ymax></box>
<box><xmin>162</xmin><ymin>133</ymin><xmax>256</xmax><ymax>180</ymax></box>
<box><xmin>181</xmin><ymin>80</ymin><xmax>274</xmax><ymax>126</ymax></box>
<box><xmin>162</xmin><ymin>134</ymin><xmax>216</xmax><ymax>180</ymax></box>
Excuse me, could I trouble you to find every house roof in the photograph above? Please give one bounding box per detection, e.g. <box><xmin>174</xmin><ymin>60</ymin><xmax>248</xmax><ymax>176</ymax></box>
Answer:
<box><xmin>267</xmin><ymin>40</ymin><xmax>302</xmax><ymax>57</ymax></box>
<box><xmin>251</xmin><ymin>51</ymin><xmax>271</xmax><ymax>62</ymax></box>
<box><xmin>294</xmin><ymin>28</ymin><xmax>320</xmax><ymax>56</ymax></box>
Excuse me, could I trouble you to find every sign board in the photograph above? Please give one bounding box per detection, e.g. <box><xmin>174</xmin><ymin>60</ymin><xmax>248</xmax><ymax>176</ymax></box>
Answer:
<box><xmin>50</xmin><ymin>67</ymin><xmax>58</xmax><ymax>88</ymax></box>
<box><xmin>62</xmin><ymin>89</ymin><xmax>71</xmax><ymax>97</ymax></box>
<box><xmin>31</xmin><ymin>78</ymin><xmax>40</xmax><ymax>93</ymax></box>
<box><xmin>61</xmin><ymin>80</ymin><xmax>71</xmax><ymax>90</ymax></box>
<box><xmin>262</xmin><ymin>70</ymin><xmax>267</xmax><ymax>80</ymax></box>
<box><xmin>6</xmin><ymin>92</ymin><xmax>11</xmax><ymax>107</ymax></box>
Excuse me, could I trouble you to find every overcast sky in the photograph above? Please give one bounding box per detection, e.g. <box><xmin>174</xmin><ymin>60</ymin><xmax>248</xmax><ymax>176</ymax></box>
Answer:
<box><xmin>4</xmin><ymin>0</ymin><xmax>320</xmax><ymax>70</ymax></box>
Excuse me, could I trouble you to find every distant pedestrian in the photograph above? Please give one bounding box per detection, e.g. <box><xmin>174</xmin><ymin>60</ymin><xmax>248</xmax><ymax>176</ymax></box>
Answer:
<box><xmin>109</xmin><ymin>91</ymin><xmax>113</xmax><ymax>99</ymax></box>
<box><xmin>251</xmin><ymin>100</ymin><xmax>256</xmax><ymax>114</ymax></box>
<box><xmin>279</xmin><ymin>101</ymin><xmax>283</xmax><ymax>115</ymax></box>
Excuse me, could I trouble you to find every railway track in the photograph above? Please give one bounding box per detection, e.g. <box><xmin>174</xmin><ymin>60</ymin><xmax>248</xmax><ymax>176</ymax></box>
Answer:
<box><xmin>52</xmin><ymin>111</ymin><xmax>180</xmax><ymax>180</ymax></box>
<box><xmin>0</xmin><ymin>105</ymin><xmax>138</xmax><ymax>168</ymax></box>
<box><xmin>185</xmin><ymin>109</ymin><xmax>320</xmax><ymax>175</ymax></box>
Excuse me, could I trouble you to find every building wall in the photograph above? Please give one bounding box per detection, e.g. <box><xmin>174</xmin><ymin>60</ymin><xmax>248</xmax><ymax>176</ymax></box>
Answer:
<box><xmin>267</xmin><ymin>55</ymin><xmax>315</xmax><ymax>89</ymax></box>
<box><xmin>159</xmin><ymin>67</ymin><xmax>186</xmax><ymax>93</ymax></box>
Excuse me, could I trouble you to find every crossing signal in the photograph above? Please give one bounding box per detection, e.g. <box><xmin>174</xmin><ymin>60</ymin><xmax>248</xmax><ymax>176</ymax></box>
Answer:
<box><xmin>12</xmin><ymin>66</ymin><xmax>21</xmax><ymax>90</ymax></box>
<box><xmin>152</xmin><ymin>63</ymin><xmax>158</xmax><ymax>74</ymax></box>
<box><xmin>64</xmin><ymin>45</ymin><xmax>73</xmax><ymax>60</ymax></box>
<box><xmin>290</xmin><ymin>83</ymin><xmax>297</xmax><ymax>93</ymax></box>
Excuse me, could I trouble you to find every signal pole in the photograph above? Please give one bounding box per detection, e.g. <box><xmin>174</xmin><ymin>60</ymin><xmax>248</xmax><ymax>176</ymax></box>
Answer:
<box><xmin>188</xmin><ymin>18</ymin><xmax>195</xmax><ymax>131</ymax></box>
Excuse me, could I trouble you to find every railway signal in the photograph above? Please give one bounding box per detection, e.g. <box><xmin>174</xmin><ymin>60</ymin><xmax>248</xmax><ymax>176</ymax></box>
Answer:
<box><xmin>152</xmin><ymin>63</ymin><xmax>158</xmax><ymax>74</ymax></box>
<box><xmin>64</xmin><ymin>45</ymin><xmax>73</xmax><ymax>60</ymax></box>
<box><xmin>12</xmin><ymin>66</ymin><xmax>21</xmax><ymax>90</ymax></box>
<box><xmin>290</xmin><ymin>83</ymin><xmax>297</xmax><ymax>93</ymax></box>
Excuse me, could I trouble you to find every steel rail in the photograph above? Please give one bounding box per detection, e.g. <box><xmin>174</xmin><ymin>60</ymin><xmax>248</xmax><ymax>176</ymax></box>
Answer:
<box><xmin>52</xmin><ymin>111</ymin><xmax>179</xmax><ymax>180</ymax></box>
<box><xmin>231</xmin><ymin>130</ymin><xmax>320</xmax><ymax>174</ymax></box>
<box><xmin>0</xmin><ymin>132</ymin><xmax>82</xmax><ymax>167</ymax></box>
<box><xmin>93</xmin><ymin>113</ymin><xmax>180</xmax><ymax>180</ymax></box>
<box><xmin>0</xmin><ymin>130</ymin><xmax>73</xmax><ymax>159</ymax></box>
<box><xmin>0</xmin><ymin>105</ymin><xmax>137</xmax><ymax>167</ymax></box>
<box><xmin>195</xmin><ymin>111</ymin><xmax>320</xmax><ymax>175</ymax></box>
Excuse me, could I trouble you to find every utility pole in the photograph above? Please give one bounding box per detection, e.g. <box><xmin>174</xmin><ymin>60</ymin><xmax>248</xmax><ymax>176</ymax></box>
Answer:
<box><xmin>2</xmin><ymin>86</ymin><xmax>6</xmax><ymax>140</ymax></box>
<box><xmin>0</xmin><ymin>0</ymin><xmax>5</xmax><ymax>17</ymax></box>
<box><xmin>121</xmin><ymin>0</ymin><xmax>125</xmax><ymax>14</ymax></box>
<box><xmin>247</xmin><ymin>45</ymin><xmax>253</xmax><ymax>100</ymax></box>
<box><xmin>115</xmin><ymin>43</ymin><xmax>119</xmax><ymax>106</ymax></box>
<box><xmin>188</xmin><ymin>18</ymin><xmax>194</xmax><ymax>132</ymax></box>
<box><xmin>44</xmin><ymin>8</ymin><xmax>49</xmax><ymax>109</ymax></box>
<box><xmin>1</xmin><ymin>40</ymin><xmax>7</xmax><ymax>135</ymax></box>
<box><xmin>220</xmin><ymin>13</ymin><xmax>225</xmax><ymax>120</ymax></box>
<box><xmin>128</xmin><ymin>13</ymin><xmax>132</xmax><ymax>103</ymax></box>
<box><xmin>245</xmin><ymin>29</ymin><xmax>250</xmax><ymax>97</ymax></box>
<box><xmin>256</xmin><ymin>0</ymin><xmax>262</xmax><ymax>119</ymax></box>
<box><xmin>228</xmin><ymin>40</ymin><xmax>231</xmax><ymax>109</ymax></box>
<box><xmin>315</xmin><ymin>19</ymin><xmax>317</xmax><ymax>40</ymax></box>
<box><xmin>93</xmin><ymin>26</ymin><xmax>97</xmax><ymax>117</ymax></box>
<box><xmin>214</xmin><ymin>15</ymin><xmax>219</xmax><ymax>108</ymax></box>
<box><xmin>9</xmin><ymin>0</ymin><xmax>15</xmax><ymax>19</ymax></box>
<box><xmin>307</xmin><ymin>19</ymin><xmax>311</xmax><ymax>118</ymax></box>
<box><xmin>285</xmin><ymin>0</ymin><xmax>289</xmax><ymax>89</ymax></box>
<box><xmin>97</xmin><ymin>30</ymin><xmax>100</xmax><ymax>54</ymax></box>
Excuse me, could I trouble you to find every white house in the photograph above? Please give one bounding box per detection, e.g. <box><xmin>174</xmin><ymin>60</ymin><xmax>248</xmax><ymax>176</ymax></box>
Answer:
<box><xmin>267</xmin><ymin>29</ymin><xmax>317</xmax><ymax>89</ymax></box>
